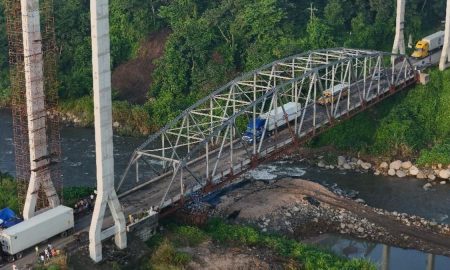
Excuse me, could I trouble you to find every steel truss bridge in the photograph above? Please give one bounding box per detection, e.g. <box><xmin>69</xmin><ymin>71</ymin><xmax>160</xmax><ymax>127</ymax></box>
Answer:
<box><xmin>117</xmin><ymin>48</ymin><xmax>417</xmax><ymax>212</ymax></box>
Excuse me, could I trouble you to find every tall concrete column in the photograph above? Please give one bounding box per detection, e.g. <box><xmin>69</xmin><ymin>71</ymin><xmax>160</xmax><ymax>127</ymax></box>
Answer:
<box><xmin>89</xmin><ymin>0</ymin><xmax>127</xmax><ymax>262</ymax></box>
<box><xmin>426</xmin><ymin>253</ymin><xmax>435</xmax><ymax>270</ymax></box>
<box><xmin>21</xmin><ymin>0</ymin><xmax>59</xmax><ymax>220</ymax></box>
<box><xmin>392</xmin><ymin>0</ymin><xmax>406</xmax><ymax>63</ymax></box>
<box><xmin>440</xmin><ymin>0</ymin><xmax>450</xmax><ymax>70</ymax></box>
<box><xmin>381</xmin><ymin>245</ymin><xmax>390</xmax><ymax>270</ymax></box>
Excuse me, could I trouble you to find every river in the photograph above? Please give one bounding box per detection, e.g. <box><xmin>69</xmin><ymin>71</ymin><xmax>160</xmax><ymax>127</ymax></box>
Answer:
<box><xmin>0</xmin><ymin>109</ymin><xmax>143</xmax><ymax>188</ymax></box>
<box><xmin>1</xmin><ymin>110</ymin><xmax>450</xmax><ymax>269</ymax></box>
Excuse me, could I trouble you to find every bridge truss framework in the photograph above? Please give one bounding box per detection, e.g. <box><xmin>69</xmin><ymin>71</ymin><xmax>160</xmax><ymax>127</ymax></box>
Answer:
<box><xmin>118</xmin><ymin>48</ymin><xmax>417</xmax><ymax>212</ymax></box>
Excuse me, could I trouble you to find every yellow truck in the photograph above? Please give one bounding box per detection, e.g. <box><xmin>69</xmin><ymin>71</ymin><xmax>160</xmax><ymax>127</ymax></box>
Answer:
<box><xmin>411</xmin><ymin>31</ymin><xmax>444</xmax><ymax>59</ymax></box>
<box><xmin>317</xmin><ymin>83</ymin><xmax>349</xmax><ymax>105</ymax></box>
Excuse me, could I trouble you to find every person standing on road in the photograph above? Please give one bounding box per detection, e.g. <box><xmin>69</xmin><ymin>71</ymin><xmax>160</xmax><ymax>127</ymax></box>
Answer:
<box><xmin>35</xmin><ymin>246</ymin><xmax>38</xmax><ymax>257</ymax></box>
<box><xmin>44</xmin><ymin>248</ymin><xmax>50</xmax><ymax>260</ymax></box>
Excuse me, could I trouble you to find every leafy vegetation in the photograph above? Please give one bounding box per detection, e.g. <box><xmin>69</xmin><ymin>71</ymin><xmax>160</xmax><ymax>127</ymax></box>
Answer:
<box><xmin>312</xmin><ymin>68</ymin><xmax>450</xmax><ymax>163</ymax></box>
<box><xmin>144</xmin><ymin>219</ymin><xmax>375</xmax><ymax>270</ymax></box>
<box><xmin>62</xmin><ymin>186</ymin><xmax>95</xmax><ymax>208</ymax></box>
<box><xmin>0</xmin><ymin>172</ymin><xmax>19</xmax><ymax>212</ymax></box>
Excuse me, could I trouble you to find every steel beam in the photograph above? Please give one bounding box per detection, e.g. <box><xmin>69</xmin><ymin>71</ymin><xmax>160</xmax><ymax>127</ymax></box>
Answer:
<box><xmin>89</xmin><ymin>0</ymin><xmax>127</xmax><ymax>262</ymax></box>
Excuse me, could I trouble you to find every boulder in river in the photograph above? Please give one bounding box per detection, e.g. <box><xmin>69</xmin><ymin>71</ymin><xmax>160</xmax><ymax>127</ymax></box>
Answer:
<box><xmin>361</xmin><ymin>162</ymin><xmax>372</xmax><ymax>170</ymax></box>
<box><xmin>343</xmin><ymin>163</ymin><xmax>351</xmax><ymax>170</ymax></box>
<box><xmin>423</xmin><ymin>183</ymin><xmax>432</xmax><ymax>190</ymax></box>
<box><xmin>428</xmin><ymin>174</ymin><xmax>436</xmax><ymax>181</ymax></box>
<box><xmin>390</xmin><ymin>160</ymin><xmax>402</xmax><ymax>170</ymax></box>
<box><xmin>438</xmin><ymin>169</ymin><xmax>450</xmax><ymax>179</ymax></box>
<box><xmin>417</xmin><ymin>171</ymin><xmax>427</xmax><ymax>179</ymax></box>
<box><xmin>337</xmin><ymin>156</ymin><xmax>346</xmax><ymax>166</ymax></box>
<box><xmin>409</xmin><ymin>166</ymin><xmax>419</xmax><ymax>176</ymax></box>
<box><xmin>396</xmin><ymin>170</ymin><xmax>407</xmax><ymax>178</ymax></box>
<box><xmin>318</xmin><ymin>160</ymin><xmax>326</xmax><ymax>168</ymax></box>
<box><xmin>388</xmin><ymin>169</ymin><xmax>396</xmax><ymax>176</ymax></box>
<box><xmin>401</xmin><ymin>161</ymin><xmax>412</xmax><ymax>170</ymax></box>
<box><xmin>379</xmin><ymin>162</ymin><xmax>389</xmax><ymax>170</ymax></box>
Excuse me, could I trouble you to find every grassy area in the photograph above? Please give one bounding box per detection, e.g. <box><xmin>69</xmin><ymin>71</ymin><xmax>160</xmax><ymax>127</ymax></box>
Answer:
<box><xmin>144</xmin><ymin>219</ymin><xmax>376</xmax><ymax>270</ymax></box>
<box><xmin>312</xmin><ymin>68</ymin><xmax>450</xmax><ymax>165</ymax></box>
<box><xmin>59</xmin><ymin>96</ymin><xmax>155</xmax><ymax>136</ymax></box>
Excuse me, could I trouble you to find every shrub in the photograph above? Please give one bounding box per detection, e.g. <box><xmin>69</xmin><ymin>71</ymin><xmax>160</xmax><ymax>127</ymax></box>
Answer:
<box><xmin>149</xmin><ymin>239</ymin><xmax>192</xmax><ymax>269</ymax></box>
<box><xmin>172</xmin><ymin>226</ymin><xmax>207</xmax><ymax>247</ymax></box>
<box><xmin>62</xmin><ymin>186</ymin><xmax>95</xmax><ymax>208</ymax></box>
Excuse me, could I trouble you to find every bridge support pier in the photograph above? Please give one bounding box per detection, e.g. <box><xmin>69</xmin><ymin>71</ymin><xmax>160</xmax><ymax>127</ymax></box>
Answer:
<box><xmin>89</xmin><ymin>0</ymin><xmax>127</xmax><ymax>262</ymax></box>
<box><xmin>21</xmin><ymin>0</ymin><xmax>60</xmax><ymax>219</ymax></box>
<box><xmin>392</xmin><ymin>0</ymin><xmax>406</xmax><ymax>64</ymax></box>
<box><xmin>440</xmin><ymin>0</ymin><xmax>450</xmax><ymax>70</ymax></box>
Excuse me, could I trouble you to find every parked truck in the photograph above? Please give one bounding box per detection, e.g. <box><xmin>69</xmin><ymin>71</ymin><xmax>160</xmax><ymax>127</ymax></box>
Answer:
<box><xmin>0</xmin><ymin>205</ymin><xmax>74</xmax><ymax>261</ymax></box>
<box><xmin>411</xmin><ymin>31</ymin><xmax>444</xmax><ymax>59</ymax></box>
<box><xmin>317</xmin><ymin>83</ymin><xmax>349</xmax><ymax>105</ymax></box>
<box><xmin>242</xmin><ymin>102</ymin><xmax>301</xmax><ymax>143</ymax></box>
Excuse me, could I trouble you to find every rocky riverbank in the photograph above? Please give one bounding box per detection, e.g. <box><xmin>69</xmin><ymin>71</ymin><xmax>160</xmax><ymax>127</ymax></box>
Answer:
<box><xmin>214</xmin><ymin>179</ymin><xmax>450</xmax><ymax>256</ymax></box>
<box><xmin>313</xmin><ymin>155</ymin><xmax>450</xmax><ymax>190</ymax></box>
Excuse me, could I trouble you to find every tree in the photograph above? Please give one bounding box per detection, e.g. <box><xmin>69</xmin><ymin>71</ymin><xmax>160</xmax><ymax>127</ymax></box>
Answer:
<box><xmin>305</xmin><ymin>16</ymin><xmax>335</xmax><ymax>50</ymax></box>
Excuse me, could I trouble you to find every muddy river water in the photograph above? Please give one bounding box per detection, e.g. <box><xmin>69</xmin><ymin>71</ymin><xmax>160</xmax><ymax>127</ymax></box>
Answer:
<box><xmin>1</xmin><ymin>109</ymin><xmax>450</xmax><ymax>269</ymax></box>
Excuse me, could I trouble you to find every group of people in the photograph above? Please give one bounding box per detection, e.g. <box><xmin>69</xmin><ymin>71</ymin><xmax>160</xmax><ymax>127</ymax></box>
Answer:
<box><xmin>36</xmin><ymin>244</ymin><xmax>59</xmax><ymax>263</ymax></box>
<box><xmin>74</xmin><ymin>192</ymin><xmax>96</xmax><ymax>216</ymax></box>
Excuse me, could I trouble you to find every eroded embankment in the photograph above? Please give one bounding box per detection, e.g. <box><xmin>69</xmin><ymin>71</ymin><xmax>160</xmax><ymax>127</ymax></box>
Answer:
<box><xmin>214</xmin><ymin>178</ymin><xmax>450</xmax><ymax>256</ymax></box>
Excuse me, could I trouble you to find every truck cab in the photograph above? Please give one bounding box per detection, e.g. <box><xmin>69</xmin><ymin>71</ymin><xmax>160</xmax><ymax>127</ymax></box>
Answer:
<box><xmin>412</xmin><ymin>41</ymin><xmax>429</xmax><ymax>58</ymax></box>
<box><xmin>318</xmin><ymin>83</ymin><xmax>349</xmax><ymax>105</ymax></box>
<box><xmin>242</xmin><ymin>118</ymin><xmax>266</xmax><ymax>143</ymax></box>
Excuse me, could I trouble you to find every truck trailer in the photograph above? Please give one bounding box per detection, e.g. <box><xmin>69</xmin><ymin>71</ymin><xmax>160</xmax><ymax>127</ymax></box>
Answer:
<box><xmin>412</xmin><ymin>31</ymin><xmax>444</xmax><ymax>59</ymax></box>
<box><xmin>0</xmin><ymin>205</ymin><xmax>74</xmax><ymax>261</ymax></box>
<box><xmin>242</xmin><ymin>102</ymin><xmax>301</xmax><ymax>143</ymax></box>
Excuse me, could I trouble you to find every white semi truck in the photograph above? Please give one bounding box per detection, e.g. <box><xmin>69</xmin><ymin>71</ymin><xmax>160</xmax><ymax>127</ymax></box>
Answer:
<box><xmin>0</xmin><ymin>205</ymin><xmax>74</xmax><ymax>261</ymax></box>
<box><xmin>242</xmin><ymin>102</ymin><xmax>302</xmax><ymax>143</ymax></box>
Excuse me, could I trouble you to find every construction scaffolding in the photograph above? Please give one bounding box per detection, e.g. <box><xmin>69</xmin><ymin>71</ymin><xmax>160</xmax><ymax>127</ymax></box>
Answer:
<box><xmin>3</xmin><ymin>0</ymin><xmax>62</xmax><ymax>214</ymax></box>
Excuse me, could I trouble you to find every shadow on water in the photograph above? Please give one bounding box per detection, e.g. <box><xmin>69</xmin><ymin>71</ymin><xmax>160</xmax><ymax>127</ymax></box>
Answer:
<box><xmin>306</xmin><ymin>234</ymin><xmax>450</xmax><ymax>270</ymax></box>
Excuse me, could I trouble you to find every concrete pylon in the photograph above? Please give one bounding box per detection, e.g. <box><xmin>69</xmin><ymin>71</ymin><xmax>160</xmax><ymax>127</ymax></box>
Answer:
<box><xmin>392</xmin><ymin>0</ymin><xmax>406</xmax><ymax>64</ymax></box>
<box><xmin>440</xmin><ymin>0</ymin><xmax>450</xmax><ymax>70</ymax></box>
<box><xmin>21</xmin><ymin>0</ymin><xmax>60</xmax><ymax>220</ymax></box>
<box><xmin>381</xmin><ymin>245</ymin><xmax>390</xmax><ymax>270</ymax></box>
<box><xmin>89</xmin><ymin>0</ymin><xmax>127</xmax><ymax>263</ymax></box>
<box><xmin>426</xmin><ymin>253</ymin><xmax>435</xmax><ymax>270</ymax></box>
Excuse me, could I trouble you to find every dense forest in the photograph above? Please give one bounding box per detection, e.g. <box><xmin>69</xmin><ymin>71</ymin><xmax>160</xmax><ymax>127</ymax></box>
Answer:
<box><xmin>0</xmin><ymin>0</ymin><xmax>449</xmax><ymax>161</ymax></box>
